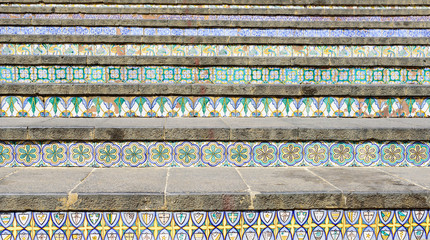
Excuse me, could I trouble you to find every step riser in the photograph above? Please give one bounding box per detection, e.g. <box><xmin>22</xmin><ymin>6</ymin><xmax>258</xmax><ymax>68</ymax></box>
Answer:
<box><xmin>1</xmin><ymin>66</ymin><xmax>429</xmax><ymax>85</ymax></box>
<box><xmin>0</xmin><ymin>210</ymin><xmax>426</xmax><ymax>240</ymax></box>
<box><xmin>0</xmin><ymin>140</ymin><xmax>427</xmax><ymax>167</ymax></box>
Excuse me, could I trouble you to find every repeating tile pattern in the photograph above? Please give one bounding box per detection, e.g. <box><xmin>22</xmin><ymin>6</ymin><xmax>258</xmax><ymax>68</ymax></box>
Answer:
<box><xmin>0</xmin><ymin>210</ymin><xmax>428</xmax><ymax>240</ymax></box>
<box><xmin>1</xmin><ymin>44</ymin><xmax>429</xmax><ymax>58</ymax></box>
<box><xmin>3</xmin><ymin>14</ymin><xmax>430</xmax><ymax>22</ymax></box>
<box><xmin>1</xmin><ymin>66</ymin><xmax>429</xmax><ymax>84</ymax></box>
<box><xmin>2</xmin><ymin>27</ymin><xmax>430</xmax><ymax>37</ymax></box>
<box><xmin>0</xmin><ymin>141</ymin><xmax>429</xmax><ymax>167</ymax></box>
<box><xmin>3</xmin><ymin>4</ymin><xmax>430</xmax><ymax>9</ymax></box>
<box><xmin>1</xmin><ymin>96</ymin><xmax>429</xmax><ymax>118</ymax></box>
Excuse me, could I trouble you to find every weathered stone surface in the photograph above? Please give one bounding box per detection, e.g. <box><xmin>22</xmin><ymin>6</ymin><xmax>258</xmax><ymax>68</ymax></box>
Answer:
<box><xmin>166</xmin><ymin>168</ymin><xmax>251</xmax><ymax>211</ymax></box>
<box><xmin>0</xmin><ymin>56</ymin><xmax>427</xmax><ymax>67</ymax></box>
<box><xmin>0</xmin><ymin>167</ymin><xmax>427</xmax><ymax>211</ymax></box>
<box><xmin>2</xmin><ymin>118</ymin><xmax>430</xmax><ymax>141</ymax></box>
<box><xmin>238</xmin><ymin>168</ymin><xmax>343</xmax><ymax>209</ymax></box>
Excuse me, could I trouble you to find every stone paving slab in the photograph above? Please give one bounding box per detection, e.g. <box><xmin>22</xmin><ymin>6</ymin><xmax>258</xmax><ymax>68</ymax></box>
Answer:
<box><xmin>1</xmin><ymin>118</ymin><xmax>430</xmax><ymax>141</ymax></box>
<box><xmin>3</xmin><ymin>35</ymin><xmax>429</xmax><ymax>46</ymax></box>
<box><xmin>0</xmin><ymin>167</ymin><xmax>429</xmax><ymax>211</ymax></box>
<box><xmin>0</xmin><ymin>56</ymin><xmax>427</xmax><ymax>67</ymax></box>
<box><xmin>2</xmin><ymin>83</ymin><xmax>430</xmax><ymax>97</ymax></box>
<box><xmin>2</xmin><ymin>6</ymin><xmax>428</xmax><ymax>16</ymax></box>
<box><xmin>1</xmin><ymin>18</ymin><xmax>428</xmax><ymax>29</ymax></box>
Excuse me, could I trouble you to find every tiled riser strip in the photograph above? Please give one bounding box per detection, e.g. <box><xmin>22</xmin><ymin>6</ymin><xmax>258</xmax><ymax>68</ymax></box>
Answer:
<box><xmin>2</xmin><ymin>28</ymin><xmax>430</xmax><ymax>37</ymax></box>
<box><xmin>2</xmin><ymin>66</ymin><xmax>429</xmax><ymax>84</ymax></box>
<box><xmin>0</xmin><ymin>210</ymin><xmax>427</xmax><ymax>240</ymax></box>
<box><xmin>2</xmin><ymin>96</ymin><xmax>430</xmax><ymax>118</ymax></box>
<box><xmin>2</xmin><ymin>44</ymin><xmax>430</xmax><ymax>57</ymax></box>
<box><xmin>3</xmin><ymin>14</ymin><xmax>430</xmax><ymax>21</ymax></box>
<box><xmin>0</xmin><ymin>141</ymin><xmax>429</xmax><ymax>167</ymax></box>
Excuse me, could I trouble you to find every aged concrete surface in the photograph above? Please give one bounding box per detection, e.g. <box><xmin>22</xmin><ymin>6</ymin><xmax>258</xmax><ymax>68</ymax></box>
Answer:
<box><xmin>2</xmin><ymin>6</ymin><xmax>428</xmax><ymax>16</ymax></box>
<box><xmin>2</xmin><ymin>118</ymin><xmax>430</xmax><ymax>141</ymax></box>
<box><xmin>0</xmin><ymin>167</ymin><xmax>428</xmax><ymax>211</ymax></box>
<box><xmin>6</xmin><ymin>0</ymin><xmax>430</xmax><ymax>6</ymax></box>
<box><xmin>0</xmin><ymin>56</ymin><xmax>427</xmax><ymax>67</ymax></box>
<box><xmin>1</xmin><ymin>83</ymin><xmax>430</xmax><ymax>97</ymax></box>
<box><xmin>3</xmin><ymin>35</ymin><xmax>428</xmax><ymax>45</ymax></box>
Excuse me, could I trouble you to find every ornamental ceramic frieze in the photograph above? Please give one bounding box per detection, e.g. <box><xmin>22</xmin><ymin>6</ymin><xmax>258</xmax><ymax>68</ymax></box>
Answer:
<box><xmin>2</xmin><ymin>14</ymin><xmax>430</xmax><ymax>22</ymax></box>
<box><xmin>0</xmin><ymin>210</ymin><xmax>427</xmax><ymax>240</ymax></box>
<box><xmin>1</xmin><ymin>96</ymin><xmax>429</xmax><ymax>118</ymax></box>
<box><xmin>0</xmin><ymin>141</ymin><xmax>429</xmax><ymax>167</ymax></box>
<box><xmin>1</xmin><ymin>66</ymin><xmax>429</xmax><ymax>84</ymax></box>
<box><xmin>1</xmin><ymin>27</ymin><xmax>430</xmax><ymax>38</ymax></box>
<box><xmin>1</xmin><ymin>44</ymin><xmax>430</xmax><ymax>58</ymax></box>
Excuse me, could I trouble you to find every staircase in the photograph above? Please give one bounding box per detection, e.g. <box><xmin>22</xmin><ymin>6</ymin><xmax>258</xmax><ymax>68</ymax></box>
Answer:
<box><xmin>0</xmin><ymin>0</ymin><xmax>430</xmax><ymax>240</ymax></box>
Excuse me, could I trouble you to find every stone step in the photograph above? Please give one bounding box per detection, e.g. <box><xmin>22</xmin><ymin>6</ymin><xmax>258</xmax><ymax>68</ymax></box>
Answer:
<box><xmin>1</xmin><ymin>84</ymin><xmax>429</xmax><ymax>97</ymax></box>
<box><xmin>5</xmin><ymin>0</ymin><xmax>430</xmax><ymax>6</ymax></box>
<box><xmin>0</xmin><ymin>56</ymin><xmax>426</xmax><ymax>67</ymax></box>
<box><xmin>1</xmin><ymin>118</ymin><xmax>429</xmax><ymax>141</ymax></box>
<box><xmin>2</xmin><ymin>5</ymin><xmax>429</xmax><ymax>16</ymax></box>
<box><xmin>2</xmin><ymin>35</ymin><xmax>428</xmax><ymax>45</ymax></box>
<box><xmin>1</xmin><ymin>18</ymin><xmax>428</xmax><ymax>29</ymax></box>
<box><xmin>0</xmin><ymin>167</ymin><xmax>428</xmax><ymax>211</ymax></box>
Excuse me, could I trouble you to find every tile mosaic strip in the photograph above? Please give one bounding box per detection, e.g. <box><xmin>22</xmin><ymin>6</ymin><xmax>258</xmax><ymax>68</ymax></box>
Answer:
<box><xmin>1</xmin><ymin>66</ymin><xmax>429</xmax><ymax>84</ymax></box>
<box><xmin>1</xmin><ymin>44</ymin><xmax>429</xmax><ymax>58</ymax></box>
<box><xmin>0</xmin><ymin>140</ymin><xmax>429</xmax><ymax>167</ymax></box>
<box><xmin>3</xmin><ymin>14</ymin><xmax>430</xmax><ymax>21</ymax></box>
<box><xmin>4</xmin><ymin>4</ymin><xmax>430</xmax><ymax>9</ymax></box>
<box><xmin>1</xmin><ymin>96</ymin><xmax>429</xmax><ymax>118</ymax></box>
<box><xmin>0</xmin><ymin>210</ymin><xmax>428</xmax><ymax>240</ymax></box>
<box><xmin>2</xmin><ymin>27</ymin><xmax>430</xmax><ymax>37</ymax></box>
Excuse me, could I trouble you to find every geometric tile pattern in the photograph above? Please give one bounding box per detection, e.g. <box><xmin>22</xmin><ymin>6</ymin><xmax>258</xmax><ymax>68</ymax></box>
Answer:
<box><xmin>1</xmin><ymin>66</ymin><xmax>430</xmax><ymax>85</ymax></box>
<box><xmin>0</xmin><ymin>210</ymin><xmax>427</xmax><ymax>240</ymax></box>
<box><xmin>1</xmin><ymin>96</ymin><xmax>430</xmax><ymax>118</ymax></box>
<box><xmin>0</xmin><ymin>141</ymin><xmax>429</xmax><ymax>167</ymax></box>
<box><xmin>2</xmin><ymin>27</ymin><xmax>430</xmax><ymax>38</ymax></box>
<box><xmin>1</xmin><ymin>44</ymin><xmax>430</xmax><ymax>58</ymax></box>
<box><xmin>3</xmin><ymin>14</ymin><xmax>430</xmax><ymax>21</ymax></box>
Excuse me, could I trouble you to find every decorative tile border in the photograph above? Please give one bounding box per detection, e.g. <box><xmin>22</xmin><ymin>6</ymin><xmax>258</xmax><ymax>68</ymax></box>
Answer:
<box><xmin>1</xmin><ymin>96</ymin><xmax>429</xmax><ymax>118</ymax></box>
<box><xmin>1</xmin><ymin>66</ymin><xmax>429</xmax><ymax>84</ymax></box>
<box><xmin>1</xmin><ymin>44</ymin><xmax>429</xmax><ymax>58</ymax></box>
<box><xmin>1</xmin><ymin>27</ymin><xmax>430</xmax><ymax>37</ymax></box>
<box><xmin>3</xmin><ymin>14</ymin><xmax>430</xmax><ymax>22</ymax></box>
<box><xmin>0</xmin><ymin>210</ymin><xmax>428</xmax><ymax>240</ymax></box>
<box><xmin>0</xmin><ymin>141</ymin><xmax>429</xmax><ymax>167</ymax></box>
<box><xmin>3</xmin><ymin>4</ymin><xmax>430</xmax><ymax>9</ymax></box>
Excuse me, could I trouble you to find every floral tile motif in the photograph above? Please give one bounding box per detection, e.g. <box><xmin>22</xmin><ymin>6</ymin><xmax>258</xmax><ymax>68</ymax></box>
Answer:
<box><xmin>1</xmin><ymin>66</ymin><xmax>429</xmax><ymax>84</ymax></box>
<box><xmin>1</xmin><ymin>27</ymin><xmax>430</xmax><ymax>38</ymax></box>
<box><xmin>1</xmin><ymin>44</ymin><xmax>430</xmax><ymax>58</ymax></box>
<box><xmin>0</xmin><ymin>141</ymin><xmax>429</xmax><ymax>167</ymax></box>
<box><xmin>0</xmin><ymin>96</ymin><xmax>428</xmax><ymax>118</ymax></box>
<box><xmin>0</xmin><ymin>210</ymin><xmax>428</xmax><ymax>240</ymax></box>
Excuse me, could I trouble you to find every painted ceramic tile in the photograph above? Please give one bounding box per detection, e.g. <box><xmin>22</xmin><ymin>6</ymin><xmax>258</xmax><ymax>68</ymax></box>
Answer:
<box><xmin>0</xmin><ymin>141</ymin><xmax>429</xmax><ymax>167</ymax></box>
<box><xmin>0</xmin><ymin>210</ymin><xmax>428</xmax><ymax>240</ymax></box>
<box><xmin>1</xmin><ymin>66</ymin><xmax>430</xmax><ymax>84</ymax></box>
<box><xmin>3</xmin><ymin>44</ymin><xmax>430</xmax><ymax>57</ymax></box>
<box><xmin>1</xmin><ymin>96</ymin><xmax>428</xmax><ymax>118</ymax></box>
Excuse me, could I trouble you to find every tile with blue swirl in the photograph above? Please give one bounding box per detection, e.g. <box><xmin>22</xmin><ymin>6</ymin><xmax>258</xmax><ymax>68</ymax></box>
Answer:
<box><xmin>0</xmin><ymin>210</ymin><xmax>428</xmax><ymax>240</ymax></box>
<box><xmin>0</xmin><ymin>141</ymin><xmax>429</xmax><ymax>167</ymax></box>
<box><xmin>1</xmin><ymin>66</ymin><xmax>429</xmax><ymax>84</ymax></box>
<box><xmin>1</xmin><ymin>96</ymin><xmax>429</xmax><ymax>118</ymax></box>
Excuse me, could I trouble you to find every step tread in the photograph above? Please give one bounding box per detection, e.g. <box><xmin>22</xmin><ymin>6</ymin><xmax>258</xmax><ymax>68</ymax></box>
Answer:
<box><xmin>1</xmin><ymin>118</ymin><xmax>430</xmax><ymax>141</ymax></box>
<box><xmin>0</xmin><ymin>167</ymin><xmax>428</xmax><ymax>211</ymax></box>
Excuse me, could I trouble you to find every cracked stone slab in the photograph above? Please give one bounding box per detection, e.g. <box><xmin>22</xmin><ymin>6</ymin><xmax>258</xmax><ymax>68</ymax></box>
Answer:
<box><xmin>0</xmin><ymin>167</ymin><xmax>428</xmax><ymax>211</ymax></box>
